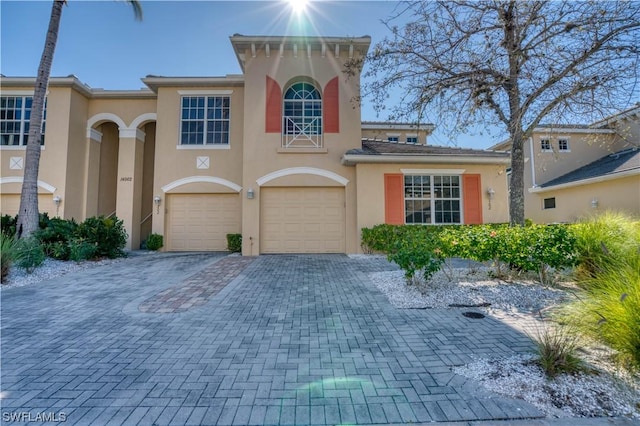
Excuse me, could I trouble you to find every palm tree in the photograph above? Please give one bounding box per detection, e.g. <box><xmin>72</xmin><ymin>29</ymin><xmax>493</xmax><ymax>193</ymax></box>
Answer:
<box><xmin>16</xmin><ymin>0</ymin><xmax>142</xmax><ymax>238</ymax></box>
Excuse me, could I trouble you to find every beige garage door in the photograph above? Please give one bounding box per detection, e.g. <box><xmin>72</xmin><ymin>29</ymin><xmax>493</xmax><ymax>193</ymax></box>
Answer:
<box><xmin>167</xmin><ymin>193</ymin><xmax>241</xmax><ymax>251</ymax></box>
<box><xmin>1</xmin><ymin>194</ymin><xmax>55</xmax><ymax>217</ymax></box>
<box><xmin>261</xmin><ymin>187</ymin><xmax>345</xmax><ymax>253</ymax></box>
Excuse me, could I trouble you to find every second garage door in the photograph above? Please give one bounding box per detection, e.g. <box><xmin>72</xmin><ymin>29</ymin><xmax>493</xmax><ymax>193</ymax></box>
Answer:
<box><xmin>167</xmin><ymin>193</ymin><xmax>240</xmax><ymax>251</ymax></box>
<box><xmin>261</xmin><ymin>187</ymin><xmax>345</xmax><ymax>253</ymax></box>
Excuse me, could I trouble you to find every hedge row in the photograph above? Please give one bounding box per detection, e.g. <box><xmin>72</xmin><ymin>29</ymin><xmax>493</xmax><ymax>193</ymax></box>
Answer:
<box><xmin>2</xmin><ymin>213</ymin><xmax>128</xmax><ymax>261</ymax></box>
<box><xmin>362</xmin><ymin>223</ymin><xmax>578</xmax><ymax>283</ymax></box>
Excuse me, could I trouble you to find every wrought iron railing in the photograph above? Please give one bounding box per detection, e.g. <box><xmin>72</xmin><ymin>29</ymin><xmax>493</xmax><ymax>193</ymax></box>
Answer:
<box><xmin>282</xmin><ymin>116</ymin><xmax>323</xmax><ymax>148</ymax></box>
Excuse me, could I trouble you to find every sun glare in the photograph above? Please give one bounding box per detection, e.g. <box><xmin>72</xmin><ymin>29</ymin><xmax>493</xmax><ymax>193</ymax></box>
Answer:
<box><xmin>288</xmin><ymin>0</ymin><xmax>308</xmax><ymax>15</ymax></box>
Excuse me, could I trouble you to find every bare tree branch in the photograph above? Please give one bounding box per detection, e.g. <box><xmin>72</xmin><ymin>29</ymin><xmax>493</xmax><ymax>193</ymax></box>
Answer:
<box><xmin>355</xmin><ymin>0</ymin><xmax>640</xmax><ymax>225</ymax></box>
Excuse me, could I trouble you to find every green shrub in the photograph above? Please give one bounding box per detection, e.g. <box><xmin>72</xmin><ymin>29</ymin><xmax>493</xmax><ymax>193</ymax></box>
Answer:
<box><xmin>361</xmin><ymin>223</ymin><xmax>578</xmax><ymax>284</ymax></box>
<box><xmin>146</xmin><ymin>233</ymin><xmax>163</xmax><ymax>251</ymax></box>
<box><xmin>572</xmin><ymin>211</ymin><xmax>640</xmax><ymax>282</ymax></box>
<box><xmin>559</xmin><ymin>254</ymin><xmax>640</xmax><ymax>368</ymax></box>
<box><xmin>361</xmin><ymin>224</ymin><xmax>449</xmax><ymax>254</ymax></box>
<box><xmin>226</xmin><ymin>233</ymin><xmax>242</xmax><ymax>253</ymax></box>
<box><xmin>1</xmin><ymin>233</ymin><xmax>17</xmax><ymax>283</ymax></box>
<box><xmin>14</xmin><ymin>237</ymin><xmax>45</xmax><ymax>273</ymax></box>
<box><xmin>68</xmin><ymin>237</ymin><xmax>98</xmax><ymax>261</ymax></box>
<box><xmin>528</xmin><ymin>224</ymin><xmax>579</xmax><ymax>283</ymax></box>
<box><xmin>76</xmin><ymin>216</ymin><xmax>127</xmax><ymax>258</ymax></box>
<box><xmin>36</xmin><ymin>217</ymin><xmax>78</xmax><ymax>260</ymax></box>
<box><xmin>532</xmin><ymin>324</ymin><xmax>583</xmax><ymax>378</ymax></box>
<box><xmin>1</xmin><ymin>214</ymin><xmax>17</xmax><ymax>238</ymax></box>
<box><xmin>1</xmin><ymin>212</ymin><xmax>49</xmax><ymax>238</ymax></box>
<box><xmin>387</xmin><ymin>230</ymin><xmax>444</xmax><ymax>284</ymax></box>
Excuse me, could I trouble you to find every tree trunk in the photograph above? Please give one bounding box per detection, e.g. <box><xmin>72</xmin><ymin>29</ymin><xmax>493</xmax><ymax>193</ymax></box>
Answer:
<box><xmin>509</xmin><ymin>135</ymin><xmax>526</xmax><ymax>225</ymax></box>
<box><xmin>16</xmin><ymin>0</ymin><xmax>64</xmax><ymax>238</ymax></box>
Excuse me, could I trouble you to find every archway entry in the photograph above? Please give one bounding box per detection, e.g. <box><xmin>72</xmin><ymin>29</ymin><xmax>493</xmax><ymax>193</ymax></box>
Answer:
<box><xmin>96</xmin><ymin>122</ymin><xmax>120</xmax><ymax>217</ymax></box>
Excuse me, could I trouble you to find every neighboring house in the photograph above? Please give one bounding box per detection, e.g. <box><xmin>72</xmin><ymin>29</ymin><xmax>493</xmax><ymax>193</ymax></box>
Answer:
<box><xmin>1</xmin><ymin>34</ymin><xmax>509</xmax><ymax>255</ymax></box>
<box><xmin>490</xmin><ymin>106</ymin><xmax>640</xmax><ymax>223</ymax></box>
<box><xmin>361</xmin><ymin>121</ymin><xmax>434</xmax><ymax>145</ymax></box>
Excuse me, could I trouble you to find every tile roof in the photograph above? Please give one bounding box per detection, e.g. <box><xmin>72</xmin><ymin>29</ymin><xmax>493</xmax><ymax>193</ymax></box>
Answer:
<box><xmin>346</xmin><ymin>139</ymin><xmax>510</xmax><ymax>158</ymax></box>
<box><xmin>541</xmin><ymin>147</ymin><xmax>640</xmax><ymax>188</ymax></box>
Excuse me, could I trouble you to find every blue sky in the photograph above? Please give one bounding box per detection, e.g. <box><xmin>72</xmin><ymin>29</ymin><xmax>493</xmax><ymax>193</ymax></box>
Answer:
<box><xmin>0</xmin><ymin>0</ymin><xmax>504</xmax><ymax>148</ymax></box>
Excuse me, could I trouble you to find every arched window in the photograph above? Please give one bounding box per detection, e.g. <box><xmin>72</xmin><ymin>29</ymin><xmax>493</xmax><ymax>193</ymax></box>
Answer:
<box><xmin>282</xmin><ymin>82</ymin><xmax>322</xmax><ymax>148</ymax></box>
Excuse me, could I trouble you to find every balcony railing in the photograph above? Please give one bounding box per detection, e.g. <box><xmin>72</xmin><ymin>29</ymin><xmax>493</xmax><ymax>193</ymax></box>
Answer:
<box><xmin>282</xmin><ymin>116</ymin><xmax>323</xmax><ymax>148</ymax></box>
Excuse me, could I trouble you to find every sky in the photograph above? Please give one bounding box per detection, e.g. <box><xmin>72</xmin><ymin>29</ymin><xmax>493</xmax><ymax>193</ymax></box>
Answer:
<box><xmin>0</xmin><ymin>0</ymin><xmax>505</xmax><ymax>148</ymax></box>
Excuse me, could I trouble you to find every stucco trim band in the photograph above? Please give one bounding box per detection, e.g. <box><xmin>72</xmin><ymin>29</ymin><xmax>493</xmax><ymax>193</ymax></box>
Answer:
<box><xmin>401</xmin><ymin>168</ymin><xmax>466</xmax><ymax>175</ymax></box>
<box><xmin>256</xmin><ymin>167</ymin><xmax>349</xmax><ymax>186</ymax></box>
<box><xmin>0</xmin><ymin>176</ymin><xmax>56</xmax><ymax>193</ymax></box>
<box><xmin>161</xmin><ymin>176</ymin><xmax>242</xmax><ymax>193</ymax></box>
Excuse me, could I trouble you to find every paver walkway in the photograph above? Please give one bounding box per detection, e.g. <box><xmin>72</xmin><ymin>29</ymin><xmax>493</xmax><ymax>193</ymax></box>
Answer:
<box><xmin>1</xmin><ymin>253</ymin><xmax>543</xmax><ymax>425</ymax></box>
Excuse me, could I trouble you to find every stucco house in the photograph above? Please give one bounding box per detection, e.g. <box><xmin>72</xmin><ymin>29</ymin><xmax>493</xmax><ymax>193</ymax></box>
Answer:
<box><xmin>490</xmin><ymin>106</ymin><xmax>640</xmax><ymax>223</ymax></box>
<box><xmin>1</xmin><ymin>34</ymin><xmax>510</xmax><ymax>255</ymax></box>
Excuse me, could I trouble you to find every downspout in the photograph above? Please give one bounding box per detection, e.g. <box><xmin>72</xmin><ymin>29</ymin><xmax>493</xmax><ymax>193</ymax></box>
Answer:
<box><xmin>528</xmin><ymin>136</ymin><xmax>537</xmax><ymax>187</ymax></box>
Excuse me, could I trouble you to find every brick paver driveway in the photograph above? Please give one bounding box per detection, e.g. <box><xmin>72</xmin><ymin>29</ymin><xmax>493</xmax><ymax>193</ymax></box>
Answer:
<box><xmin>1</xmin><ymin>253</ymin><xmax>544</xmax><ymax>425</ymax></box>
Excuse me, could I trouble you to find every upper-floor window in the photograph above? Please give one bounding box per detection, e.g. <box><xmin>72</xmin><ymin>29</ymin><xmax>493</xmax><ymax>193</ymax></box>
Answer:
<box><xmin>404</xmin><ymin>175</ymin><xmax>461</xmax><ymax>224</ymax></box>
<box><xmin>558</xmin><ymin>138</ymin><xmax>570</xmax><ymax>152</ymax></box>
<box><xmin>388</xmin><ymin>136</ymin><xmax>399</xmax><ymax>143</ymax></box>
<box><xmin>180</xmin><ymin>96</ymin><xmax>230</xmax><ymax>145</ymax></box>
<box><xmin>540</xmin><ymin>139</ymin><xmax>552</xmax><ymax>152</ymax></box>
<box><xmin>406</xmin><ymin>136</ymin><xmax>418</xmax><ymax>144</ymax></box>
<box><xmin>0</xmin><ymin>96</ymin><xmax>46</xmax><ymax>146</ymax></box>
<box><xmin>283</xmin><ymin>82</ymin><xmax>322</xmax><ymax>148</ymax></box>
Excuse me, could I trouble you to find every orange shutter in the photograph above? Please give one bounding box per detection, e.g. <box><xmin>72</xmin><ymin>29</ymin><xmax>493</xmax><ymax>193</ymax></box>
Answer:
<box><xmin>265</xmin><ymin>76</ymin><xmax>282</xmax><ymax>133</ymax></box>
<box><xmin>384</xmin><ymin>174</ymin><xmax>404</xmax><ymax>224</ymax></box>
<box><xmin>463</xmin><ymin>174</ymin><xmax>483</xmax><ymax>224</ymax></box>
<box><xmin>323</xmin><ymin>77</ymin><xmax>339</xmax><ymax>133</ymax></box>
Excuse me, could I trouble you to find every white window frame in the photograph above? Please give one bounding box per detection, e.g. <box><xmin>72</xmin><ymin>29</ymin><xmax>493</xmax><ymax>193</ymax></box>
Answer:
<box><xmin>0</xmin><ymin>94</ymin><xmax>46</xmax><ymax>147</ymax></box>
<box><xmin>386</xmin><ymin>133</ymin><xmax>400</xmax><ymax>143</ymax></box>
<box><xmin>282</xmin><ymin>81</ymin><xmax>323</xmax><ymax>148</ymax></box>
<box><xmin>540</xmin><ymin>138</ymin><xmax>552</xmax><ymax>152</ymax></box>
<box><xmin>558</xmin><ymin>138</ymin><xmax>570</xmax><ymax>152</ymax></box>
<box><xmin>403</xmin><ymin>174</ymin><xmax>462</xmax><ymax>225</ymax></box>
<box><xmin>406</xmin><ymin>134</ymin><xmax>418</xmax><ymax>144</ymax></box>
<box><xmin>177</xmin><ymin>90</ymin><xmax>232</xmax><ymax>149</ymax></box>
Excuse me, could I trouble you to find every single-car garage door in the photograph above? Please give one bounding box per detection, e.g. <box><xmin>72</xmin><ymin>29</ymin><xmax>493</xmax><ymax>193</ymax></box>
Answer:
<box><xmin>167</xmin><ymin>193</ymin><xmax>241</xmax><ymax>251</ymax></box>
<box><xmin>1</xmin><ymin>194</ymin><xmax>55</xmax><ymax>217</ymax></box>
<box><xmin>261</xmin><ymin>187</ymin><xmax>345</xmax><ymax>253</ymax></box>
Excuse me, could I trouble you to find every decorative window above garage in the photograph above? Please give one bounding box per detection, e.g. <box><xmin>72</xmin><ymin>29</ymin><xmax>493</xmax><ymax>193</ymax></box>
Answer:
<box><xmin>265</xmin><ymin>76</ymin><xmax>339</xmax><ymax>148</ymax></box>
<box><xmin>282</xmin><ymin>82</ymin><xmax>323</xmax><ymax>148</ymax></box>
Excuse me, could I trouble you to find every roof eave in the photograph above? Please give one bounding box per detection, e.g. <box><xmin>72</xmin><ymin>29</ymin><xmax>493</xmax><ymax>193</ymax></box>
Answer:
<box><xmin>529</xmin><ymin>168</ymin><xmax>640</xmax><ymax>193</ymax></box>
<box><xmin>229</xmin><ymin>34</ymin><xmax>372</xmax><ymax>73</ymax></box>
<box><xmin>0</xmin><ymin>75</ymin><xmax>94</xmax><ymax>97</ymax></box>
<box><xmin>141</xmin><ymin>75</ymin><xmax>245</xmax><ymax>93</ymax></box>
<box><xmin>341</xmin><ymin>154</ymin><xmax>511</xmax><ymax>166</ymax></box>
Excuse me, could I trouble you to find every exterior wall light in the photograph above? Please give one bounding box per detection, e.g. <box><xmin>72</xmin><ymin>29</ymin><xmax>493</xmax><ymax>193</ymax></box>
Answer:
<box><xmin>591</xmin><ymin>198</ymin><xmax>599</xmax><ymax>209</ymax></box>
<box><xmin>53</xmin><ymin>195</ymin><xmax>62</xmax><ymax>216</ymax></box>
<box><xmin>154</xmin><ymin>195</ymin><xmax>162</xmax><ymax>213</ymax></box>
<box><xmin>486</xmin><ymin>187</ymin><xmax>495</xmax><ymax>210</ymax></box>
<box><xmin>247</xmin><ymin>188</ymin><xmax>255</xmax><ymax>199</ymax></box>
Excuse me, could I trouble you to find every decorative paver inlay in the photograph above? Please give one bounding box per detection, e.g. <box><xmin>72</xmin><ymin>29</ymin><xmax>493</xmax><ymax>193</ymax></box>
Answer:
<box><xmin>139</xmin><ymin>256</ymin><xmax>255</xmax><ymax>313</ymax></box>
